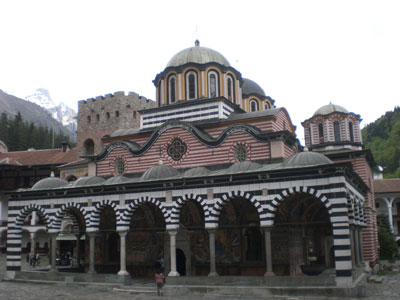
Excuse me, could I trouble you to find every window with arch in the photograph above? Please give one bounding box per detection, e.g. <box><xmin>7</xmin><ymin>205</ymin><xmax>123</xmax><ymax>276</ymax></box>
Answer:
<box><xmin>265</xmin><ymin>101</ymin><xmax>270</xmax><ymax>110</ymax></box>
<box><xmin>318</xmin><ymin>123</ymin><xmax>324</xmax><ymax>143</ymax></box>
<box><xmin>227</xmin><ymin>75</ymin><xmax>235</xmax><ymax>102</ymax></box>
<box><xmin>106</xmin><ymin>112</ymin><xmax>110</xmax><ymax>120</ymax></box>
<box><xmin>250</xmin><ymin>99</ymin><xmax>259</xmax><ymax>112</ymax></box>
<box><xmin>83</xmin><ymin>138</ymin><xmax>94</xmax><ymax>155</ymax></box>
<box><xmin>208</xmin><ymin>70</ymin><xmax>219</xmax><ymax>98</ymax></box>
<box><xmin>158</xmin><ymin>81</ymin><xmax>162</xmax><ymax>107</ymax></box>
<box><xmin>334</xmin><ymin>121</ymin><xmax>341</xmax><ymax>142</ymax></box>
<box><xmin>87</xmin><ymin>116</ymin><xmax>91</xmax><ymax>123</ymax></box>
<box><xmin>349</xmin><ymin>122</ymin><xmax>354</xmax><ymax>142</ymax></box>
<box><xmin>115</xmin><ymin>111</ymin><xmax>119</xmax><ymax>118</ymax></box>
<box><xmin>185</xmin><ymin>70</ymin><xmax>198</xmax><ymax>100</ymax></box>
<box><xmin>167</xmin><ymin>75</ymin><xmax>177</xmax><ymax>104</ymax></box>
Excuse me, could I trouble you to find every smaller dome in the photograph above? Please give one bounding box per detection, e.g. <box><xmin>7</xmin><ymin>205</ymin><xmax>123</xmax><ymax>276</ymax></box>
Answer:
<box><xmin>104</xmin><ymin>176</ymin><xmax>131</xmax><ymax>185</ymax></box>
<box><xmin>73</xmin><ymin>176</ymin><xmax>105</xmax><ymax>187</ymax></box>
<box><xmin>283</xmin><ymin>151</ymin><xmax>333</xmax><ymax>168</ymax></box>
<box><xmin>184</xmin><ymin>167</ymin><xmax>210</xmax><ymax>178</ymax></box>
<box><xmin>167</xmin><ymin>41</ymin><xmax>231</xmax><ymax>67</ymax></box>
<box><xmin>228</xmin><ymin>161</ymin><xmax>262</xmax><ymax>173</ymax></box>
<box><xmin>242</xmin><ymin>78</ymin><xmax>266</xmax><ymax>97</ymax></box>
<box><xmin>313</xmin><ymin>103</ymin><xmax>348</xmax><ymax>116</ymax></box>
<box><xmin>141</xmin><ymin>162</ymin><xmax>180</xmax><ymax>181</ymax></box>
<box><xmin>32</xmin><ymin>177</ymin><xmax>68</xmax><ymax>190</ymax></box>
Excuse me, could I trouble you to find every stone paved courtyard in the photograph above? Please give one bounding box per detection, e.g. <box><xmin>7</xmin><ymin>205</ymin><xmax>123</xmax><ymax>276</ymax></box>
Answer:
<box><xmin>1</xmin><ymin>254</ymin><xmax>400</xmax><ymax>299</ymax></box>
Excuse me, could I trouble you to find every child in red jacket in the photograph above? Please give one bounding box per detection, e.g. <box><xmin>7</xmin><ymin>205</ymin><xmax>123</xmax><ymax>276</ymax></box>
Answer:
<box><xmin>155</xmin><ymin>270</ymin><xmax>165</xmax><ymax>296</ymax></box>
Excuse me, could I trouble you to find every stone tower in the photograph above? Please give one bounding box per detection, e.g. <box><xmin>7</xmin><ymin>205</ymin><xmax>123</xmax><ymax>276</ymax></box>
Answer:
<box><xmin>77</xmin><ymin>91</ymin><xmax>156</xmax><ymax>156</ymax></box>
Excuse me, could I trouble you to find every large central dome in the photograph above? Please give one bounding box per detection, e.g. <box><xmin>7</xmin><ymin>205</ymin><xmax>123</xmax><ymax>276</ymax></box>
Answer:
<box><xmin>167</xmin><ymin>40</ymin><xmax>231</xmax><ymax>68</ymax></box>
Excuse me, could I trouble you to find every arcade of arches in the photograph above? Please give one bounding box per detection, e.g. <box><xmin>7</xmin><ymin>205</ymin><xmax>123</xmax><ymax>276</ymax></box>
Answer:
<box><xmin>11</xmin><ymin>192</ymin><xmax>354</xmax><ymax>279</ymax></box>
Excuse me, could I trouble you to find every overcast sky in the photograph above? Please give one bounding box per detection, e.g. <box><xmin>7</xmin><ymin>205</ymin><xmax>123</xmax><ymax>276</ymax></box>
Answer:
<box><xmin>1</xmin><ymin>0</ymin><xmax>399</xmax><ymax>144</ymax></box>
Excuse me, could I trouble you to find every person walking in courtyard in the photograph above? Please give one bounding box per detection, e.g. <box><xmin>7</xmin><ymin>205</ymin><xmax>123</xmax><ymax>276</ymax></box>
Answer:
<box><xmin>35</xmin><ymin>253</ymin><xmax>40</xmax><ymax>266</ymax></box>
<box><xmin>154</xmin><ymin>270</ymin><xmax>165</xmax><ymax>296</ymax></box>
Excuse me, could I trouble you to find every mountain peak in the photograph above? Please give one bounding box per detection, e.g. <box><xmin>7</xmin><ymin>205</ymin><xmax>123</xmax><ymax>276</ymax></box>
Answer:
<box><xmin>24</xmin><ymin>88</ymin><xmax>77</xmax><ymax>139</ymax></box>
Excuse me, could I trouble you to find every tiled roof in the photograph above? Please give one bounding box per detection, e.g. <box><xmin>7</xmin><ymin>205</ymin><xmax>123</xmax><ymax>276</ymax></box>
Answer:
<box><xmin>373</xmin><ymin>179</ymin><xmax>400</xmax><ymax>193</ymax></box>
<box><xmin>0</xmin><ymin>147</ymin><xmax>78</xmax><ymax>166</ymax></box>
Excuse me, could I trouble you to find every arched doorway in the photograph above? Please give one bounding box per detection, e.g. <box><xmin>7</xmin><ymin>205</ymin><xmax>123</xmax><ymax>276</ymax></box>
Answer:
<box><xmin>92</xmin><ymin>205</ymin><xmax>117</xmax><ymax>273</ymax></box>
<box><xmin>127</xmin><ymin>203</ymin><xmax>165</xmax><ymax>277</ymax></box>
<box><xmin>177</xmin><ymin>200</ymin><xmax>206</xmax><ymax>276</ymax></box>
<box><xmin>272</xmin><ymin>192</ymin><xmax>332</xmax><ymax>276</ymax></box>
<box><xmin>59</xmin><ymin>207</ymin><xmax>86</xmax><ymax>269</ymax></box>
<box><xmin>216</xmin><ymin>197</ymin><xmax>263</xmax><ymax>276</ymax></box>
<box><xmin>176</xmin><ymin>248</ymin><xmax>186</xmax><ymax>276</ymax></box>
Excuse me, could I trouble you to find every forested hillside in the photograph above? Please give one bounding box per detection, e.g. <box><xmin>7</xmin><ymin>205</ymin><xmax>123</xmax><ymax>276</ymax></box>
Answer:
<box><xmin>0</xmin><ymin>89</ymin><xmax>73</xmax><ymax>138</ymax></box>
<box><xmin>362</xmin><ymin>106</ymin><xmax>400</xmax><ymax>178</ymax></box>
<box><xmin>0</xmin><ymin>112</ymin><xmax>73</xmax><ymax>151</ymax></box>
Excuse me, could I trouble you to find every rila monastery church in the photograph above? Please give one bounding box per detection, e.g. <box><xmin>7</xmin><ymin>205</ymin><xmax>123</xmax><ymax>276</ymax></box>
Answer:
<box><xmin>1</xmin><ymin>40</ymin><xmax>393</xmax><ymax>296</ymax></box>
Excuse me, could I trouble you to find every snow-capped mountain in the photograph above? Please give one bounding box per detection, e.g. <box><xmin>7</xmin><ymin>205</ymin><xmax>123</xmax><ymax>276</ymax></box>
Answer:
<box><xmin>25</xmin><ymin>88</ymin><xmax>77</xmax><ymax>139</ymax></box>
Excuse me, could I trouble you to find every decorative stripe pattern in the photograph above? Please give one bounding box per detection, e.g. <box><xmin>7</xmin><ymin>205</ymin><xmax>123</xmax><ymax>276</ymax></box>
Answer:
<box><xmin>119</xmin><ymin>197</ymin><xmax>168</xmax><ymax>231</ymax></box>
<box><xmin>6</xmin><ymin>176</ymin><xmax>361</xmax><ymax>281</ymax></box>
<box><xmin>169</xmin><ymin>194</ymin><xmax>208</xmax><ymax>226</ymax></box>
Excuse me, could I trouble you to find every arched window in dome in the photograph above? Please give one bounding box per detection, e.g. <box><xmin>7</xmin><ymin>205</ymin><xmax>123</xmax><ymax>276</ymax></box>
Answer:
<box><xmin>334</xmin><ymin>121</ymin><xmax>341</xmax><ymax>142</ymax></box>
<box><xmin>208</xmin><ymin>70</ymin><xmax>219</xmax><ymax>98</ymax></box>
<box><xmin>265</xmin><ymin>101</ymin><xmax>270</xmax><ymax>110</ymax></box>
<box><xmin>349</xmin><ymin>122</ymin><xmax>354</xmax><ymax>142</ymax></box>
<box><xmin>318</xmin><ymin>123</ymin><xmax>324</xmax><ymax>143</ymax></box>
<box><xmin>250</xmin><ymin>99</ymin><xmax>259</xmax><ymax>112</ymax></box>
<box><xmin>167</xmin><ymin>75</ymin><xmax>177</xmax><ymax>104</ymax></box>
<box><xmin>158</xmin><ymin>81</ymin><xmax>162</xmax><ymax>107</ymax></box>
<box><xmin>227</xmin><ymin>75</ymin><xmax>235</xmax><ymax>103</ymax></box>
<box><xmin>185</xmin><ymin>70</ymin><xmax>198</xmax><ymax>100</ymax></box>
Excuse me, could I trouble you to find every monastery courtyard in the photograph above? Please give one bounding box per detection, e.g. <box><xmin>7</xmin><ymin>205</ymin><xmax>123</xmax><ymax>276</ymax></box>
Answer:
<box><xmin>0</xmin><ymin>255</ymin><xmax>399</xmax><ymax>300</ymax></box>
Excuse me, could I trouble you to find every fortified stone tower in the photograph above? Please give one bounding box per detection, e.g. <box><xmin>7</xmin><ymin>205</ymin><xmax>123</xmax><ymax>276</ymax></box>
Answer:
<box><xmin>77</xmin><ymin>91</ymin><xmax>156</xmax><ymax>156</ymax></box>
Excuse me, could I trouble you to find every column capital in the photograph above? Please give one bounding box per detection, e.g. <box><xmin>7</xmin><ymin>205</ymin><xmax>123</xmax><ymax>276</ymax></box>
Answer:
<box><xmin>118</xmin><ymin>230</ymin><xmax>129</xmax><ymax>238</ymax></box>
<box><xmin>384</xmin><ymin>197</ymin><xmax>394</xmax><ymax>206</ymax></box>
<box><xmin>167</xmin><ymin>230</ymin><xmax>178</xmax><ymax>237</ymax></box>
<box><xmin>207</xmin><ymin>229</ymin><xmax>217</xmax><ymax>235</ymax></box>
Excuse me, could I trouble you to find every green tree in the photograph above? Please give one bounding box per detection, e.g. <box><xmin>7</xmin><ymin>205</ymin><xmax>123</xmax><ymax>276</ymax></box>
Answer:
<box><xmin>0</xmin><ymin>112</ymin><xmax>9</xmax><ymax>143</ymax></box>
<box><xmin>362</xmin><ymin>106</ymin><xmax>400</xmax><ymax>178</ymax></box>
<box><xmin>377</xmin><ymin>215</ymin><xmax>398</xmax><ymax>260</ymax></box>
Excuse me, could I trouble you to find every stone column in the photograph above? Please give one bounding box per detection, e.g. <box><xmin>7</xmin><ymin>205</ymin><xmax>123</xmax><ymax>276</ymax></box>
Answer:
<box><xmin>88</xmin><ymin>233</ymin><xmax>97</xmax><ymax>274</ymax></box>
<box><xmin>208</xmin><ymin>229</ymin><xmax>218</xmax><ymax>276</ymax></box>
<box><xmin>168</xmin><ymin>230</ymin><xmax>179</xmax><ymax>276</ymax></box>
<box><xmin>49</xmin><ymin>233</ymin><xmax>57</xmax><ymax>272</ymax></box>
<box><xmin>75</xmin><ymin>234</ymin><xmax>82</xmax><ymax>267</ymax></box>
<box><xmin>263</xmin><ymin>227</ymin><xmax>274</xmax><ymax>276</ymax></box>
<box><xmin>31</xmin><ymin>211</ymin><xmax>37</xmax><ymax>226</ymax></box>
<box><xmin>384</xmin><ymin>198</ymin><xmax>394</xmax><ymax>233</ymax></box>
<box><xmin>29</xmin><ymin>232</ymin><xmax>36</xmax><ymax>257</ymax></box>
<box><xmin>118</xmin><ymin>231</ymin><xmax>129</xmax><ymax>276</ymax></box>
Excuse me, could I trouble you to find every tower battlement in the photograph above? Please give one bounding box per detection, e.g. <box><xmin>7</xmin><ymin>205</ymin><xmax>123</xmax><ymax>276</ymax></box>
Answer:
<box><xmin>77</xmin><ymin>91</ymin><xmax>155</xmax><ymax>156</ymax></box>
